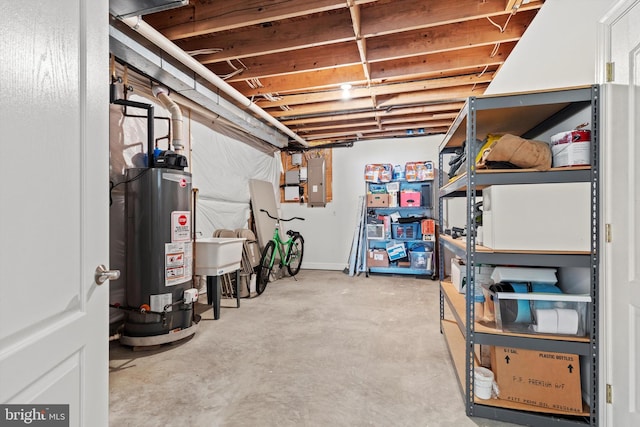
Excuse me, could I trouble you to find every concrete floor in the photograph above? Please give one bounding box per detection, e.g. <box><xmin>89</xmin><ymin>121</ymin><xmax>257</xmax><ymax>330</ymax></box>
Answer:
<box><xmin>109</xmin><ymin>270</ymin><xmax>517</xmax><ymax>427</ymax></box>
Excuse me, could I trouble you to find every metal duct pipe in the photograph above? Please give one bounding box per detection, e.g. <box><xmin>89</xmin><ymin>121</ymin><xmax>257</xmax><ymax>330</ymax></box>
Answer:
<box><xmin>119</xmin><ymin>16</ymin><xmax>309</xmax><ymax>148</ymax></box>
<box><xmin>152</xmin><ymin>85</ymin><xmax>184</xmax><ymax>153</ymax></box>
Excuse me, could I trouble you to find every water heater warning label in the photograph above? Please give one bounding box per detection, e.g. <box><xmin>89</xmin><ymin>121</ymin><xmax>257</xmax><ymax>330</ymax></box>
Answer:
<box><xmin>171</xmin><ymin>211</ymin><xmax>191</xmax><ymax>242</ymax></box>
<box><xmin>167</xmin><ymin>252</ymin><xmax>184</xmax><ymax>267</ymax></box>
<box><xmin>165</xmin><ymin>242</ymin><xmax>192</xmax><ymax>286</ymax></box>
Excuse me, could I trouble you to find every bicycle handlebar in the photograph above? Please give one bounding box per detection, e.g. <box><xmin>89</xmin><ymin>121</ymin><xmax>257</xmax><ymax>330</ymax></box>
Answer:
<box><xmin>259</xmin><ymin>208</ymin><xmax>305</xmax><ymax>222</ymax></box>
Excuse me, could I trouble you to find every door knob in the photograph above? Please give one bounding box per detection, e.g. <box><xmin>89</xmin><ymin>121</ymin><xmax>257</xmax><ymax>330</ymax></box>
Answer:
<box><xmin>95</xmin><ymin>265</ymin><xmax>120</xmax><ymax>285</ymax></box>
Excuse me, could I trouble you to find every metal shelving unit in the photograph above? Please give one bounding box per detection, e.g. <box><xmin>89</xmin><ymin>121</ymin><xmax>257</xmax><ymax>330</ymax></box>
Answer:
<box><xmin>365</xmin><ymin>179</ymin><xmax>436</xmax><ymax>277</ymax></box>
<box><xmin>437</xmin><ymin>85</ymin><xmax>600</xmax><ymax>426</ymax></box>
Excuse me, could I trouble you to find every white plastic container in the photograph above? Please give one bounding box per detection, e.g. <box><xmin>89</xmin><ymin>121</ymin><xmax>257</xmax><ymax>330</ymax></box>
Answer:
<box><xmin>451</xmin><ymin>258</ymin><xmax>494</xmax><ymax>293</ymax></box>
<box><xmin>490</xmin><ymin>266</ymin><xmax>557</xmax><ymax>285</ymax></box>
<box><xmin>482</xmin><ymin>182</ymin><xmax>590</xmax><ymax>251</ymax></box>
<box><xmin>474</xmin><ymin>367</ymin><xmax>495</xmax><ymax>400</ymax></box>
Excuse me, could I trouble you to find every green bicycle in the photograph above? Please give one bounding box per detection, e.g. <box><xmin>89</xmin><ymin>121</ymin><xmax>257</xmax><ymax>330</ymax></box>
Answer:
<box><xmin>256</xmin><ymin>208</ymin><xmax>305</xmax><ymax>295</ymax></box>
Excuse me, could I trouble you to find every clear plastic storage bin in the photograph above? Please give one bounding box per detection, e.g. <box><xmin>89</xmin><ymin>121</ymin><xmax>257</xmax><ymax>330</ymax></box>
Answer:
<box><xmin>487</xmin><ymin>288</ymin><xmax>590</xmax><ymax>336</ymax></box>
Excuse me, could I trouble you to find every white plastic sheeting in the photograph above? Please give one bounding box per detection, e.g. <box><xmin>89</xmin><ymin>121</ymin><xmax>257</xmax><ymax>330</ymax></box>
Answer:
<box><xmin>190</xmin><ymin>119</ymin><xmax>280</xmax><ymax>238</ymax></box>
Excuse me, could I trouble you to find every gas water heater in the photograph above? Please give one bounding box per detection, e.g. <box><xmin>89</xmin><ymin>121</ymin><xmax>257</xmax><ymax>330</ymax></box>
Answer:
<box><xmin>120</xmin><ymin>161</ymin><xmax>197</xmax><ymax>346</ymax></box>
<box><xmin>110</xmin><ymin>81</ymin><xmax>197</xmax><ymax>346</ymax></box>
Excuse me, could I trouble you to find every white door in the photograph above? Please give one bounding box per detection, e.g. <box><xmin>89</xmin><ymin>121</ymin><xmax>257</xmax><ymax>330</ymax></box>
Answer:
<box><xmin>601</xmin><ymin>0</ymin><xmax>640</xmax><ymax>425</ymax></box>
<box><xmin>0</xmin><ymin>1</ymin><xmax>110</xmax><ymax>426</ymax></box>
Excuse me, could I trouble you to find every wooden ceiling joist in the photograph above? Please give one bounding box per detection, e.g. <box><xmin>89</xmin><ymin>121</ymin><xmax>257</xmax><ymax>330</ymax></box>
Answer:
<box><xmin>143</xmin><ymin>0</ymin><xmax>544</xmax><ymax>146</ymax></box>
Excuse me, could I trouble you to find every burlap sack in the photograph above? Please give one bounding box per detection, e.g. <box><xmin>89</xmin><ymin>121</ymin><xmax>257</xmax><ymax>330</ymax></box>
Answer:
<box><xmin>482</xmin><ymin>134</ymin><xmax>552</xmax><ymax>170</ymax></box>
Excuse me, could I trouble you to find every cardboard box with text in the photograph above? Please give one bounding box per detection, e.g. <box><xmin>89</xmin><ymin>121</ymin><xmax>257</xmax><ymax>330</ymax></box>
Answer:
<box><xmin>490</xmin><ymin>346</ymin><xmax>583</xmax><ymax>414</ymax></box>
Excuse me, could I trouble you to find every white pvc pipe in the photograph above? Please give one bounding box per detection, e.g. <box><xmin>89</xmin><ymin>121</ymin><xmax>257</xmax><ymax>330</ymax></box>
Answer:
<box><xmin>152</xmin><ymin>85</ymin><xmax>184</xmax><ymax>152</ymax></box>
<box><xmin>120</xmin><ymin>16</ymin><xmax>308</xmax><ymax>147</ymax></box>
<box><xmin>170</xmin><ymin>92</ymin><xmax>285</xmax><ymax>149</ymax></box>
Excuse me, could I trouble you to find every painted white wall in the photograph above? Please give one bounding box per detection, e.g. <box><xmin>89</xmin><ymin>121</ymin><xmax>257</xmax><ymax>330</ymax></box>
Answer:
<box><xmin>444</xmin><ymin>0</ymin><xmax>618</xmax><ymax>241</ymax></box>
<box><xmin>281</xmin><ymin>137</ymin><xmax>441</xmax><ymax>270</ymax></box>
<box><xmin>486</xmin><ymin>0</ymin><xmax>616</xmax><ymax>95</ymax></box>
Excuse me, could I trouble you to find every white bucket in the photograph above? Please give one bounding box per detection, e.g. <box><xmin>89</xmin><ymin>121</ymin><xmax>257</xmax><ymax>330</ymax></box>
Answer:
<box><xmin>474</xmin><ymin>367</ymin><xmax>495</xmax><ymax>400</ymax></box>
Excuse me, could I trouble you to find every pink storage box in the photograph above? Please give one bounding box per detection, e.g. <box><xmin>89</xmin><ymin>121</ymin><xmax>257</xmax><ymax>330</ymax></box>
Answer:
<box><xmin>400</xmin><ymin>191</ymin><xmax>421</xmax><ymax>207</ymax></box>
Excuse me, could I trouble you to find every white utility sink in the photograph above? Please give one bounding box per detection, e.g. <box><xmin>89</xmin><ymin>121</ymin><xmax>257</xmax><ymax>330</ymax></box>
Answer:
<box><xmin>195</xmin><ymin>237</ymin><xmax>245</xmax><ymax>276</ymax></box>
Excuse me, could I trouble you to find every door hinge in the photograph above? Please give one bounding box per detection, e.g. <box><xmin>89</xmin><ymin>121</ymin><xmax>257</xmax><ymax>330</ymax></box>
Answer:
<box><xmin>606</xmin><ymin>62</ymin><xmax>615</xmax><ymax>82</ymax></box>
<box><xmin>605</xmin><ymin>224</ymin><xmax>612</xmax><ymax>243</ymax></box>
<box><xmin>606</xmin><ymin>384</ymin><xmax>612</xmax><ymax>403</ymax></box>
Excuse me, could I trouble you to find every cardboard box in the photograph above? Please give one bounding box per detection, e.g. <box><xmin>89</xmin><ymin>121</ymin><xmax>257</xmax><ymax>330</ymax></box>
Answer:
<box><xmin>490</xmin><ymin>346</ymin><xmax>583</xmax><ymax>414</ymax></box>
<box><xmin>367</xmin><ymin>249</ymin><xmax>389</xmax><ymax>267</ymax></box>
<box><xmin>388</xmin><ymin>191</ymin><xmax>398</xmax><ymax>207</ymax></box>
<box><xmin>367</xmin><ymin>193</ymin><xmax>389</xmax><ymax>207</ymax></box>
<box><xmin>482</xmin><ymin>183</ymin><xmax>590</xmax><ymax>251</ymax></box>
<box><xmin>477</xmin><ymin>344</ymin><xmax>492</xmax><ymax>368</ymax></box>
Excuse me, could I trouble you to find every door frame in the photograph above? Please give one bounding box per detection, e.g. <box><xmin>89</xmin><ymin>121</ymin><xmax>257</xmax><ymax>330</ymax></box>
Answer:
<box><xmin>596</xmin><ymin>1</ymin><xmax>640</xmax><ymax>425</ymax></box>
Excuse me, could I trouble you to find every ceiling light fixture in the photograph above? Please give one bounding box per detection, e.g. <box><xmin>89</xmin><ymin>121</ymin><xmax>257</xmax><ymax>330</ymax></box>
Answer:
<box><xmin>340</xmin><ymin>84</ymin><xmax>352</xmax><ymax>100</ymax></box>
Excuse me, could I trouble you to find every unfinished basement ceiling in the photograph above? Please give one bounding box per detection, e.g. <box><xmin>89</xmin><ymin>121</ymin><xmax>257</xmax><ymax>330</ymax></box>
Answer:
<box><xmin>142</xmin><ymin>0</ymin><xmax>544</xmax><ymax>147</ymax></box>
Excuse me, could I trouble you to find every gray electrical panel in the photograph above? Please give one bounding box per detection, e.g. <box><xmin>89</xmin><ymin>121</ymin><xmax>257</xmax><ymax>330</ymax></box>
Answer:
<box><xmin>307</xmin><ymin>157</ymin><xmax>326</xmax><ymax>207</ymax></box>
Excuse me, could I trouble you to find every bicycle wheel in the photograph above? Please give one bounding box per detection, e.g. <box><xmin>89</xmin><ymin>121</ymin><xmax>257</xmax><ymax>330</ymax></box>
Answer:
<box><xmin>256</xmin><ymin>240</ymin><xmax>275</xmax><ymax>295</ymax></box>
<box><xmin>286</xmin><ymin>234</ymin><xmax>304</xmax><ymax>276</ymax></box>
